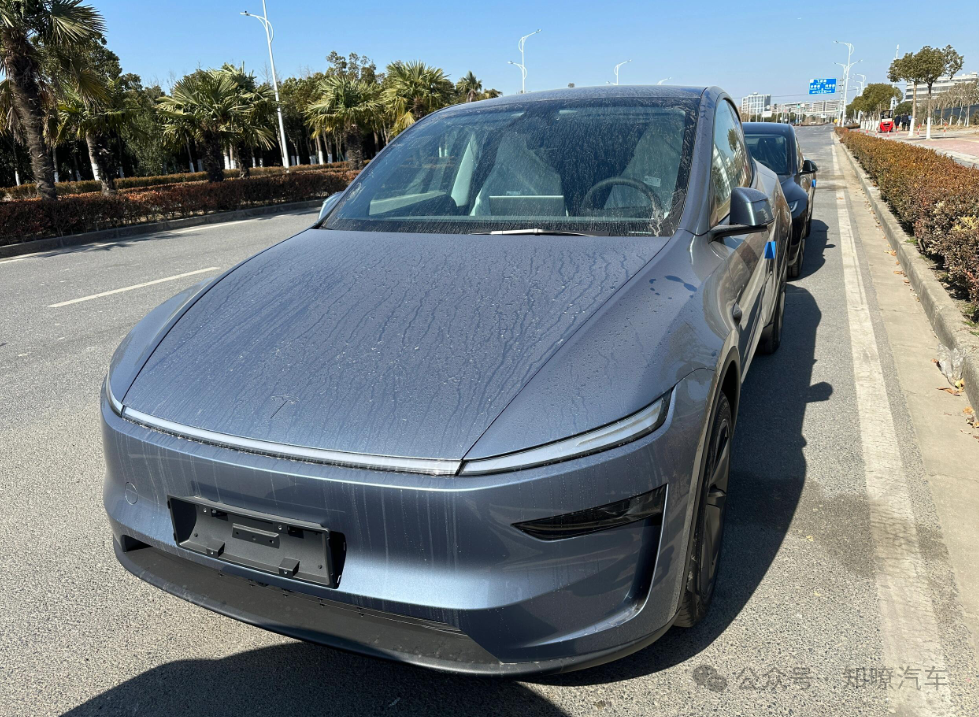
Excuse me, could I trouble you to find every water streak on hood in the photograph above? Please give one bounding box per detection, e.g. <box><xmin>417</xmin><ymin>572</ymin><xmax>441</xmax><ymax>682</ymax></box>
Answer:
<box><xmin>124</xmin><ymin>229</ymin><xmax>663</xmax><ymax>459</ymax></box>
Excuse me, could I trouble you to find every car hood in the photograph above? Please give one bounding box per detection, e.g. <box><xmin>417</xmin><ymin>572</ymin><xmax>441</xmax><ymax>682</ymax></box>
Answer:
<box><xmin>123</xmin><ymin>228</ymin><xmax>663</xmax><ymax>460</ymax></box>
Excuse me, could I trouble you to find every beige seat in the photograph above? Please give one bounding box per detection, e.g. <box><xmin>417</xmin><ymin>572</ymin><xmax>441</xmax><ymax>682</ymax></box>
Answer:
<box><xmin>605</xmin><ymin>119</ymin><xmax>683</xmax><ymax>213</ymax></box>
<box><xmin>471</xmin><ymin>134</ymin><xmax>564</xmax><ymax>216</ymax></box>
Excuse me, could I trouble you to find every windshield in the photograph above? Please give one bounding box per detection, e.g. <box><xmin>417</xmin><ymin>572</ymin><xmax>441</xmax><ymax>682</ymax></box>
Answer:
<box><xmin>744</xmin><ymin>133</ymin><xmax>791</xmax><ymax>175</ymax></box>
<box><xmin>323</xmin><ymin>97</ymin><xmax>700</xmax><ymax>236</ymax></box>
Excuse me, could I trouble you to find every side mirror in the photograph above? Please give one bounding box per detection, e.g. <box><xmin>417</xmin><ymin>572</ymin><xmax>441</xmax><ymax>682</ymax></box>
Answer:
<box><xmin>802</xmin><ymin>159</ymin><xmax>818</xmax><ymax>174</ymax></box>
<box><xmin>317</xmin><ymin>192</ymin><xmax>342</xmax><ymax>223</ymax></box>
<box><xmin>710</xmin><ymin>187</ymin><xmax>774</xmax><ymax>240</ymax></box>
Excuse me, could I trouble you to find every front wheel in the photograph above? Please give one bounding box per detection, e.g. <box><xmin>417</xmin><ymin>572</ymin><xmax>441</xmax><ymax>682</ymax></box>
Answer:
<box><xmin>788</xmin><ymin>236</ymin><xmax>806</xmax><ymax>279</ymax></box>
<box><xmin>758</xmin><ymin>279</ymin><xmax>785</xmax><ymax>354</ymax></box>
<box><xmin>675</xmin><ymin>393</ymin><xmax>733</xmax><ymax>628</ymax></box>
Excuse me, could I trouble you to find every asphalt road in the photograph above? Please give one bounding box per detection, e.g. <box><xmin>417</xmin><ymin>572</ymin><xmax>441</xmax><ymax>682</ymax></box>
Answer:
<box><xmin>2</xmin><ymin>126</ymin><xmax>977</xmax><ymax>717</ymax></box>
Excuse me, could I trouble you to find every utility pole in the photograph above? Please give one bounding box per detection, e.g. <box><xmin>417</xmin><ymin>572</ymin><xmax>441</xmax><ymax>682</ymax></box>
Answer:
<box><xmin>242</xmin><ymin>1</ymin><xmax>290</xmax><ymax>168</ymax></box>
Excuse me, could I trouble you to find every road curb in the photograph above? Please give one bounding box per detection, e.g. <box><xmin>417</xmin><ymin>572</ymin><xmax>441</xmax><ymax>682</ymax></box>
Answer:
<box><xmin>0</xmin><ymin>198</ymin><xmax>323</xmax><ymax>260</ymax></box>
<box><xmin>838</xmin><ymin>137</ymin><xmax>979</xmax><ymax>411</ymax></box>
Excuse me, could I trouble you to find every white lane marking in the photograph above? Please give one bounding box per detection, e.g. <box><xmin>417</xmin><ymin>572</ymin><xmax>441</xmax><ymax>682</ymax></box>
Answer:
<box><xmin>832</xmin><ymin>143</ymin><xmax>952</xmax><ymax>716</ymax></box>
<box><xmin>170</xmin><ymin>219</ymin><xmax>254</xmax><ymax>235</ymax></box>
<box><xmin>48</xmin><ymin>267</ymin><xmax>219</xmax><ymax>308</ymax></box>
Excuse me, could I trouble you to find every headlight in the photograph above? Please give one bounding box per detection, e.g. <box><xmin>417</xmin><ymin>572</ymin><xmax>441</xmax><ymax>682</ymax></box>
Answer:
<box><xmin>105</xmin><ymin>376</ymin><xmax>124</xmax><ymax>416</ymax></box>
<box><xmin>459</xmin><ymin>390</ymin><xmax>672</xmax><ymax>476</ymax></box>
<box><xmin>788</xmin><ymin>200</ymin><xmax>800</xmax><ymax>212</ymax></box>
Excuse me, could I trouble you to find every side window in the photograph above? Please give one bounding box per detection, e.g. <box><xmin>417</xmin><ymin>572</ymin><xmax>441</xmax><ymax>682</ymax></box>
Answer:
<box><xmin>709</xmin><ymin>101</ymin><xmax>751</xmax><ymax>225</ymax></box>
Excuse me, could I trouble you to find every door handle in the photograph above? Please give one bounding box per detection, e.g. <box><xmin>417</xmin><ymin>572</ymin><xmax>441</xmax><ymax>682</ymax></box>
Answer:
<box><xmin>732</xmin><ymin>303</ymin><xmax>743</xmax><ymax>323</ymax></box>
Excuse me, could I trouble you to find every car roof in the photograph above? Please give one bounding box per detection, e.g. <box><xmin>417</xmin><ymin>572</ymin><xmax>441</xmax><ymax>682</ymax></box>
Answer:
<box><xmin>742</xmin><ymin>122</ymin><xmax>797</xmax><ymax>137</ymax></box>
<box><xmin>438</xmin><ymin>85</ymin><xmax>710</xmax><ymax>114</ymax></box>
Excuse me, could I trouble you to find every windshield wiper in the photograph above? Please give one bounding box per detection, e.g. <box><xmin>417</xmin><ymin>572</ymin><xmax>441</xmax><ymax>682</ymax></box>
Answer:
<box><xmin>470</xmin><ymin>228</ymin><xmax>595</xmax><ymax>236</ymax></box>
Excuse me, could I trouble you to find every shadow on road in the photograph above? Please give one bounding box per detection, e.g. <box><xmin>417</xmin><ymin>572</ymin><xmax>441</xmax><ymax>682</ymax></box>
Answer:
<box><xmin>62</xmin><ymin>641</ymin><xmax>569</xmax><ymax>717</ymax></box>
<box><xmin>542</xmin><ymin>220</ymin><xmax>832</xmax><ymax>686</ymax></box>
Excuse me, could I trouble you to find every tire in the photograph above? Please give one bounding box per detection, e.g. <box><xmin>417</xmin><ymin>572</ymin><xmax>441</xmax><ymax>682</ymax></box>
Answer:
<box><xmin>675</xmin><ymin>393</ymin><xmax>734</xmax><ymax>628</ymax></box>
<box><xmin>788</xmin><ymin>235</ymin><xmax>805</xmax><ymax>280</ymax></box>
<box><xmin>758</xmin><ymin>278</ymin><xmax>785</xmax><ymax>354</ymax></box>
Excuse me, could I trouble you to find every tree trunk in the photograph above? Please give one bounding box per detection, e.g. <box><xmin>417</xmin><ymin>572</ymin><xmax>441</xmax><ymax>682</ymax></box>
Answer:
<box><xmin>346</xmin><ymin>126</ymin><xmax>364</xmax><ymax>169</ymax></box>
<box><xmin>185</xmin><ymin>138</ymin><xmax>195</xmax><ymax>173</ymax></box>
<box><xmin>909</xmin><ymin>82</ymin><xmax>919</xmax><ymax>136</ymax></box>
<box><xmin>2</xmin><ymin>36</ymin><xmax>58</xmax><ymax>200</ymax></box>
<box><xmin>86</xmin><ymin>133</ymin><xmax>118</xmax><ymax>195</ymax></box>
<box><xmin>235</xmin><ymin>143</ymin><xmax>250</xmax><ymax>179</ymax></box>
<box><xmin>201</xmin><ymin>133</ymin><xmax>224</xmax><ymax>182</ymax></box>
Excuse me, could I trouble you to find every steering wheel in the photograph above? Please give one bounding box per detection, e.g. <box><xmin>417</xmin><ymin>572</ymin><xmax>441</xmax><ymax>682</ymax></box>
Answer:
<box><xmin>580</xmin><ymin>177</ymin><xmax>664</xmax><ymax>215</ymax></box>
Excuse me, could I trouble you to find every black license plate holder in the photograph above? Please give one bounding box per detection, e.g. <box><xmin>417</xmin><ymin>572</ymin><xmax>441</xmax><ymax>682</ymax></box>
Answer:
<box><xmin>168</xmin><ymin>496</ymin><xmax>341</xmax><ymax>588</ymax></box>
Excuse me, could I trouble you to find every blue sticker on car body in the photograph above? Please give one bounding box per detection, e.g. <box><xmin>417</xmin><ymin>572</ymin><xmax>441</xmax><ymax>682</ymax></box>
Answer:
<box><xmin>764</xmin><ymin>241</ymin><xmax>776</xmax><ymax>260</ymax></box>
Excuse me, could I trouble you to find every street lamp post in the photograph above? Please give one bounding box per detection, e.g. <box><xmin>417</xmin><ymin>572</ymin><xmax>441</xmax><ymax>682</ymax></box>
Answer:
<box><xmin>613</xmin><ymin>59</ymin><xmax>632</xmax><ymax>85</ymax></box>
<box><xmin>854</xmin><ymin>73</ymin><xmax>867</xmax><ymax>127</ymax></box>
<box><xmin>242</xmin><ymin>1</ymin><xmax>290</xmax><ymax>168</ymax></box>
<box><xmin>656</xmin><ymin>77</ymin><xmax>672</xmax><ymax>85</ymax></box>
<box><xmin>514</xmin><ymin>29</ymin><xmax>541</xmax><ymax>93</ymax></box>
<box><xmin>507</xmin><ymin>61</ymin><xmax>527</xmax><ymax>92</ymax></box>
<box><xmin>834</xmin><ymin>40</ymin><xmax>854</xmax><ymax>122</ymax></box>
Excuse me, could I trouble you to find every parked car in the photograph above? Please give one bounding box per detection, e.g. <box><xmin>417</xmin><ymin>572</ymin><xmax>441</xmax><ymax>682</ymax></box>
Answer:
<box><xmin>743</xmin><ymin>122</ymin><xmax>817</xmax><ymax>278</ymax></box>
<box><xmin>102</xmin><ymin>86</ymin><xmax>790</xmax><ymax>675</ymax></box>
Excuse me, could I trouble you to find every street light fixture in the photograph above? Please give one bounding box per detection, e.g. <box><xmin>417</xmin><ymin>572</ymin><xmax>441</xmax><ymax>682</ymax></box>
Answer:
<box><xmin>514</xmin><ymin>29</ymin><xmax>541</xmax><ymax>93</ymax></box>
<box><xmin>241</xmin><ymin>1</ymin><xmax>290</xmax><ymax>168</ymax></box>
<box><xmin>613</xmin><ymin>59</ymin><xmax>632</xmax><ymax>85</ymax></box>
<box><xmin>656</xmin><ymin>77</ymin><xmax>672</xmax><ymax>85</ymax></box>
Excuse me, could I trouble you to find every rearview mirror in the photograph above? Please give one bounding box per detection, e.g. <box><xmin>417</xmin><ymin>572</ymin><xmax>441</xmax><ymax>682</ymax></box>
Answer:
<box><xmin>802</xmin><ymin>159</ymin><xmax>818</xmax><ymax>174</ymax></box>
<box><xmin>317</xmin><ymin>192</ymin><xmax>342</xmax><ymax>223</ymax></box>
<box><xmin>710</xmin><ymin>187</ymin><xmax>774</xmax><ymax>240</ymax></box>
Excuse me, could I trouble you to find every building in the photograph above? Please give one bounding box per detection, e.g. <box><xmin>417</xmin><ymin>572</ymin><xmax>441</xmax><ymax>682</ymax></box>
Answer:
<box><xmin>903</xmin><ymin>72</ymin><xmax>978</xmax><ymax>101</ymax></box>
<box><xmin>806</xmin><ymin>99</ymin><xmax>840</xmax><ymax>115</ymax></box>
<box><xmin>740</xmin><ymin>93</ymin><xmax>771</xmax><ymax>118</ymax></box>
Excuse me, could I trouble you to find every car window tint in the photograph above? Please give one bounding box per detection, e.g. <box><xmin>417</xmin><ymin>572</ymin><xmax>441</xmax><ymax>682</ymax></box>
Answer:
<box><xmin>709</xmin><ymin>101</ymin><xmax>750</xmax><ymax>225</ymax></box>
<box><xmin>744</xmin><ymin>134</ymin><xmax>790</xmax><ymax>175</ymax></box>
<box><xmin>325</xmin><ymin>97</ymin><xmax>700</xmax><ymax>237</ymax></box>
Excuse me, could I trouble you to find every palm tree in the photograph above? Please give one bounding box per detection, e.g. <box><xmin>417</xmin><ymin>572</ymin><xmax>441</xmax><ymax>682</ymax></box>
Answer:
<box><xmin>306</xmin><ymin>75</ymin><xmax>381</xmax><ymax>169</ymax></box>
<box><xmin>158</xmin><ymin>69</ymin><xmax>273</xmax><ymax>182</ymax></box>
<box><xmin>382</xmin><ymin>61</ymin><xmax>453</xmax><ymax>134</ymax></box>
<box><xmin>217</xmin><ymin>64</ymin><xmax>275</xmax><ymax>177</ymax></box>
<box><xmin>56</xmin><ymin>77</ymin><xmax>142</xmax><ymax>194</ymax></box>
<box><xmin>456</xmin><ymin>71</ymin><xmax>482</xmax><ymax>103</ymax></box>
<box><xmin>0</xmin><ymin>0</ymin><xmax>104</xmax><ymax>200</ymax></box>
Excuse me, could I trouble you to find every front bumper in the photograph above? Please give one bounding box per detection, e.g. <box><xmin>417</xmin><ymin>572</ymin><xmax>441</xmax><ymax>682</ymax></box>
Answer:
<box><xmin>103</xmin><ymin>369</ymin><xmax>714</xmax><ymax>675</ymax></box>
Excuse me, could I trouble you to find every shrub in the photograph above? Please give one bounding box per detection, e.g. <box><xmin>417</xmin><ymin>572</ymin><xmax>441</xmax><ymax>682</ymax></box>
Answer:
<box><xmin>0</xmin><ymin>162</ymin><xmax>355</xmax><ymax>200</ymax></box>
<box><xmin>0</xmin><ymin>168</ymin><xmax>357</xmax><ymax>247</ymax></box>
<box><xmin>838</xmin><ymin>128</ymin><xmax>979</xmax><ymax>306</ymax></box>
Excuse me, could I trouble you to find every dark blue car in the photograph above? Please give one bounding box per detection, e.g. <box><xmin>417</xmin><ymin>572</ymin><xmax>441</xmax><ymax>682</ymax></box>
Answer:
<box><xmin>743</xmin><ymin>122</ymin><xmax>817</xmax><ymax>278</ymax></box>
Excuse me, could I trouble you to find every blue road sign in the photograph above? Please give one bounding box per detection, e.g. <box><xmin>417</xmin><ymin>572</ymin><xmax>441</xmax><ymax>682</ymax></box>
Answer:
<box><xmin>809</xmin><ymin>78</ymin><xmax>837</xmax><ymax>95</ymax></box>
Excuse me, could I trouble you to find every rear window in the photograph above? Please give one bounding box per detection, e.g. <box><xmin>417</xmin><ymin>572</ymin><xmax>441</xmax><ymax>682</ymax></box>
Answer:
<box><xmin>745</xmin><ymin>134</ymin><xmax>791</xmax><ymax>175</ymax></box>
<box><xmin>324</xmin><ymin>97</ymin><xmax>700</xmax><ymax>237</ymax></box>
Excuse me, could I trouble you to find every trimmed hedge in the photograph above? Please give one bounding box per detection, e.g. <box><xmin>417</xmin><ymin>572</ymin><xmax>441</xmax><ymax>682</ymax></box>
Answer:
<box><xmin>1</xmin><ymin>162</ymin><xmax>355</xmax><ymax>201</ymax></box>
<box><xmin>0</xmin><ymin>168</ymin><xmax>357</xmax><ymax>247</ymax></box>
<box><xmin>838</xmin><ymin>128</ymin><xmax>979</xmax><ymax>308</ymax></box>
